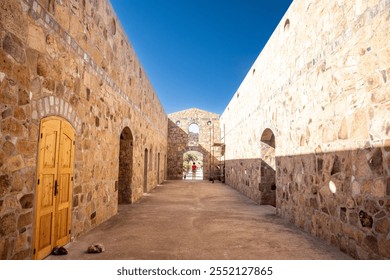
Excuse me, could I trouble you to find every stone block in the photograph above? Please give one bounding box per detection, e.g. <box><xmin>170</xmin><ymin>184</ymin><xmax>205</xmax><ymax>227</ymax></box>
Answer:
<box><xmin>2</xmin><ymin>108</ymin><xmax>12</xmax><ymax>119</ymax></box>
<box><xmin>17</xmin><ymin>211</ymin><xmax>33</xmax><ymax>229</ymax></box>
<box><xmin>46</xmin><ymin>33</ymin><xmax>60</xmax><ymax>59</ymax></box>
<box><xmin>349</xmin><ymin>211</ymin><xmax>359</xmax><ymax>226</ymax></box>
<box><xmin>16</xmin><ymin>140</ymin><xmax>35</xmax><ymax>157</ymax></box>
<box><xmin>12</xmin><ymin>63</ymin><xmax>29</xmax><ymax>89</ymax></box>
<box><xmin>6</xmin><ymin>154</ymin><xmax>25</xmax><ymax>172</ymax></box>
<box><xmin>0</xmin><ymin>212</ymin><xmax>17</xmax><ymax>237</ymax></box>
<box><xmin>0</xmin><ymin>78</ymin><xmax>18</xmax><ymax>105</ymax></box>
<box><xmin>25</xmin><ymin>48</ymin><xmax>38</xmax><ymax>75</ymax></box>
<box><xmin>387</xmin><ymin>178</ymin><xmax>390</xmax><ymax>196</ymax></box>
<box><xmin>36</xmin><ymin>54</ymin><xmax>48</xmax><ymax>77</ymax></box>
<box><xmin>11</xmin><ymin>168</ymin><xmax>34</xmax><ymax>193</ymax></box>
<box><xmin>368</xmin><ymin>148</ymin><xmax>383</xmax><ymax>175</ymax></box>
<box><xmin>13</xmin><ymin>108</ymin><xmax>26</xmax><ymax>120</ymax></box>
<box><xmin>42</xmin><ymin>78</ymin><xmax>55</xmax><ymax>92</ymax></box>
<box><xmin>364</xmin><ymin>199</ymin><xmax>380</xmax><ymax>215</ymax></box>
<box><xmin>350</xmin><ymin>110</ymin><xmax>369</xmax><ymax>140</ymax></box>
<box><xmin>374</xmin><ymin>218</ymin><xmax>389</xmax><ymax>234</ymax></box>
<box><xmin>2</xmin><ymin>141</ymin><xmax>15</xmax><ymax>155</ymax></box>
<box><xmin>19</xmin><ymin>194</ymin><xmax>34</xmax><ymax>209</ymax></box>
<box><xmin>372</xmin><ymin>178</ymin><xmax>386</xmax><ymax>197</ymax></box>
<box><xmin>27</xmin><ymin>25</ymin><xmax>45</xmax><ymax>53</ymax></box>
<box><xmin>0</xmin><ymin>175</ymin><xmax>10</xmax><ymax>197</ymax></box>
<box><xmin>11</xmin><ymin>248</ymin><xmax>31</xmax><ymax>260</ymax></box>
<box><xmin>378</xmin><ymin>238</ymin><xmax>390</xmax><ymax>258</ymax></box>
<box><xmin>338</xmin><ymin>117</ymin><xmax>348</xmax><ymax>140</ymax></box>
<box><xmin>0</xmin><ymin>1</ymin><xmax>28</xmax><ymax>40</ymax></box>
<box><xmin>18</xmin><ymin>88</ymin><xmax>30</xmax><ymax>105</ymax></box>
<box><xmin>2</xmin><ymin>33</ymin><xmax>26</xmax><ymax>64</ymax></box>
<box><xmin>363</xmin><ymin>235</ymin><xmax>379</xmax><ymax>254</ymax></box>
<box><xmin>359</xmin><ymin>210</ymin><xmax>373</xmax><ymax>228</ymax></box>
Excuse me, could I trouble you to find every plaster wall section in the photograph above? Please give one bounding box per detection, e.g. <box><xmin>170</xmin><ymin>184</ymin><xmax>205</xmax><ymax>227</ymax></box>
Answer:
<box><xmin>0</xmin><ymin>0</ymin><xmax>167</xmax><ymax>259</ymax></box>
<box><xmin>221</xmin><ymin>0</ymin><xmax>390</xmax><ymax>259</ymax></box>
<box><xmin>167</xmin><ymin>108</ymin><xmax>221</xmax><ymax>180</ymax></box>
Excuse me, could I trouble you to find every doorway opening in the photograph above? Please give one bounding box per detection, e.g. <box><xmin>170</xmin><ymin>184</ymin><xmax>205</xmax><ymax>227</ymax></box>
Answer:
<box><xmin>183</xmin><ymin>151</ymin><xmax>203</xmax><ymax>180</ymax></box>
<box><xmin>157</xmin><ymin>152</ymin><xmax>160</xmax><ymax>184</ymax></box>
<box><xmin>34</xmin><ymin>116</ymin><xmax>75</xmax><ymax>259</ymax></box>
<box><xmin>188</xmin><ymin>123</ymin><xmax>199</xmax><ymax>146</ymax></box>
<box><xmin>118</xmin><ymin>127</ymin><xmax>133</xmax><ymax>204</ymax></box>
<box><xmin>143</xmin><ymin>148</ymin><xmax>148</xmax><ymax>193</ymax></box>
<box><xmin>260</xmin><ymin>128</ymin><xmax>276</xmax><ymax>206</ymax></box>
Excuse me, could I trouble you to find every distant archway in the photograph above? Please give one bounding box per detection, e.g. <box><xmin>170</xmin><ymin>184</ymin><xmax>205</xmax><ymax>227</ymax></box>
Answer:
<box><xmin>183</xmin><ymin>151</ymin><xmax>203</xmax><ymax>180</ymax></box>
<box><xmin>144</xmin><ymin>148</ymin><xmax>148</xmax><ymax>193</ymax></box>
<box><xmin>118</xmin><ymin>127</ymin><xmax>133</xmax><ymax>204</ymax></box>
<box><xmin>157</xmin><ymin>152</ymin><xmax>160</xmax><ymax>184</ymax></box>
<box><xmin>260</xmin><ymin>128</ymin><xmax>276</xmax><ymax>206</ymax></box>
<box><xmin>188</xmin><ymin>123</ymin><xmax>199</xmax><ymax>146</ymax></box>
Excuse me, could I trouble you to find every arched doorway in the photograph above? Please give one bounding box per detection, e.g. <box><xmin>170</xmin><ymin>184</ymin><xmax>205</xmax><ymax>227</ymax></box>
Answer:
<box><xmin>157</xmin><ymin>152</ymin><xmax>160</xmax><ymax>184</ymax></box>
<box><xmin>143</xmin><ymin>148</ymin><xmax>148</xmax><ymax>193</ymax></box>
<box><xmin>260</xmin><ymin>128</ymin><xmax>276</xmax><ymax>206</ymax></box>
<box><xmin>188</xmin><ymin>123</ymin><xmax>199</xmax><ymax>146</ymax></box>
<box><xmin>118</xmin><ymin>127</ymin><xmax>133</xmax><ymax>204</ymax></box>
<box><xmin>34</xmin><ymin>116</ymin><xmax>75</xmax><ymax>259</ymax></box>
<box><xmin>183</xmin><ymin>150</ymin><xmax>204</xmax><ymax>180</ymax></box>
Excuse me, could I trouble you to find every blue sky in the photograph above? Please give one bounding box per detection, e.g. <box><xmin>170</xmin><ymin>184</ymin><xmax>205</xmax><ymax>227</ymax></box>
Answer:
<box><xmin>110</xmin><ymin>0</ymin><xmax>293</xmax><ymax>115</ymax></box>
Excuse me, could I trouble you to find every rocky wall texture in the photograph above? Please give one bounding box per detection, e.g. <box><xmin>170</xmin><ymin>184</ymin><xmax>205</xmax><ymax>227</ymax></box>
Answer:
<box><xmin>167</xmin><ymin>108</ymin><xmax>221</xmax><ymax>180</ymax></box>
<box><xmin>220</xmin><ymin>0</ymin><xmax>390</xmax><ymax>259</ymax></box>
<box><xmin>0</xmin><ymin>0</ymin><xmax>167</xmax><ymax>259</ymax></box>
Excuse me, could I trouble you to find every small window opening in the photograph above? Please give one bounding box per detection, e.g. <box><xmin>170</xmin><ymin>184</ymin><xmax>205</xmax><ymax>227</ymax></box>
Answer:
<box><xmin>284</xmin><ymin>19</ymin><xmax>290</xmax><ymax>32</ymax></box>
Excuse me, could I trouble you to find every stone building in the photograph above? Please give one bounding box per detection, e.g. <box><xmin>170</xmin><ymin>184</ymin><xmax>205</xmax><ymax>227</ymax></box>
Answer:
<box><xmin>1</xmin><ymin>0</ymin><xmax>389</xmax><ymax>261</ymax></box>
<box><xmin>221</xmin><ymin>0</ymin><xmax>390</xmax><ymax>259</ymax></box>
<box><xmin>0</xmin><ymin>0</ymin><xmax>167</xmax><ymax>259</ymax></box>
<box><xmin>167</xmin><ymin>108</ymin><xmax>222</xmax><ymax>181</ymax></box>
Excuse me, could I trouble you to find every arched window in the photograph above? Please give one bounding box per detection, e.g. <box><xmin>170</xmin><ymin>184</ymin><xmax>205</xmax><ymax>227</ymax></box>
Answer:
<box><xmin>188</xmin><ymin>123</ymin><xmax>199</xmax><ymax>146</ymax></box>
<box><xmin>118</xmin><ymin>127</ymin><xmax>133</xmax><ymax>204</ymax></box>
<box><xmin>284</xmin><ymin>19</ymin><xmax>290</xmax><ymax>32</ymax></box>
<box><xmin>259</xmin><ymin>128</ymin><xmax>276</xmax><ymax>207</ymax></box>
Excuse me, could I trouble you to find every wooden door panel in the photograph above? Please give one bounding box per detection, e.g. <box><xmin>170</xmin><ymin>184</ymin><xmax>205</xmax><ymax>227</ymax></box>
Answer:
<box><xmin>56</xmin><ymin>173</ymin><xmax>71</xmax><ymax>246</ymax></box>
<box><xmin>34</xmin><ymin>118</ymin><xmax>60</xmax><ymax>259</ymax></box>
<box><xmin>38</xmin><ymin>213</ymin><xmax>53</xmax><ymax>249</ymax></box>
<box><xmin>42</xmin><ymin>131</ymin><xmax>58</xmax><ymax>168</ymax></box>
<box><xmin>56</xmin><ymin>208</ymin><xmax>69</xmax><ymax>245</ymax></box>
<box><xmin>34</xmin><ymin>117</ymin><xmax>75</xmax><ymax>259</ymax></box>
<box><xmin>55</xmin><ymin>120</ymin><xmax>74</xmax><ymax>247</ymax></box>
<box><xmin>58</xmin><ymin>174</ymin><xmax>70</xmax><ymax>204</ymax></box>
<box><xmin>36</xmin><ymin>212</ymin><xmax>54</xmax><ymax>260</ymax></box>
<box><xmin>60</xmin><ymin>133</ymin><xmax>72</xmax><ymax>168</ymax></box>
<box><xmin>41</xmin><ymin>174</ymin><xmax>55</xmax><ymax>208</ymax></box>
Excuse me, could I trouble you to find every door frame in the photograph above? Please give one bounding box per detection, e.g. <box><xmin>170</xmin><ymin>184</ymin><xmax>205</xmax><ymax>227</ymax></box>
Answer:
<box><xmin>33</xmin><ymin>116</ymin><xmax>75</xmax><ymax>259</ymax></box>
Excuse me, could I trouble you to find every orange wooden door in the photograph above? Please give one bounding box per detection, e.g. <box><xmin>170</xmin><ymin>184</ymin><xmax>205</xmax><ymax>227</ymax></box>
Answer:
<box><xmin>34</xmin><ymin>117</ymin><xmax>75</xmax><ymax>259</ymax></box>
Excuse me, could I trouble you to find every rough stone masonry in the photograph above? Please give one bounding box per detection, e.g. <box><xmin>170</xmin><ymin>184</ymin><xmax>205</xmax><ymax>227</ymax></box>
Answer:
<box><xmin>221</xmin><ymin>0</ymin><xmax>390</xmax><ymax>259</ymax></box>
<box><xmin>0</xmin><ymin>0</ymin><xmax>167</xmax><ymax>259</ymax></box>
<box><xmin>0</xmin><ymin>0</ymin><xmax>389</xmax><ymax>260</ymax></box>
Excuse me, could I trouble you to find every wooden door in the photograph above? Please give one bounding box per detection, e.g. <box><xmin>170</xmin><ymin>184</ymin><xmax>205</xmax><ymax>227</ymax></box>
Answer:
<box><xmin>34</xmin><ymin>117</ymin><xmax>75</xmax><ymax>259</ymax></box>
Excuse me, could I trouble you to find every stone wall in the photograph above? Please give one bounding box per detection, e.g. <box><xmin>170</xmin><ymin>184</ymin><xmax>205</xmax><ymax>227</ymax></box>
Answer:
<box><xmin>0</xmin><ymin>0</ymin><xmax>167</xmax><ymax>259</ymax></box>
<box><xmin>220</xmin><ymin>0</ymin><xmax>390</xmax><ymax>259</ymax></box>
<box><xmin>167</xmin><ymin>108</ymin><xmax>221</xmax><ymax>180</ymax></box>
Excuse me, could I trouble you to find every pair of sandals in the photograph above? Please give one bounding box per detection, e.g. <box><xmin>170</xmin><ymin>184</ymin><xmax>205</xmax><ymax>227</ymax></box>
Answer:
<box><xmin>51</xmin><ymin>246</ymin><xmax>68</xmax><ymax>255</ymax></box>
<box><xmin>51</xmin><ymin>243</ymin><xmax>105</xmax><ymax>255</ymax></box>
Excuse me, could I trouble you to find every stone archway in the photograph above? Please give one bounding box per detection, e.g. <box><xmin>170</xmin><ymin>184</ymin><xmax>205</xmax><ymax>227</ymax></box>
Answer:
<box><xmin>188</xmin><ymin>123</ymin><xmax>200</xmax><ymax>146</ymax></box>
<box><xmin>157</xmin><ymin>152</ymin><xmax>160</xmax><ymax>184</ymax></box>
<box><xmin>183</xmin><ymin>150</ymin><xmax>204</xmax><ymax>180</ymax></box>
<box><xmin>143</xmin><ymin>148</ymin><xmax>148</xmax><ymax>193</ymax></box>
<box><xmin>118</xmin><ymin>127</ymin><xmax>133</xmax><ymax>204</ymax></box>
<box><xmin>260</xmin><ymin>128</ymin><xmax>276</xmax><ymax>206</ymax></box>
<box><xmin>34</xmin><ymin>116</ymin><xmax>75</xmax><ymax>259</ymax></box>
